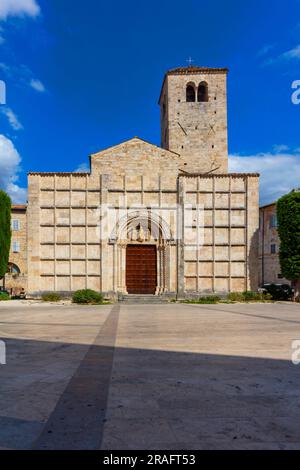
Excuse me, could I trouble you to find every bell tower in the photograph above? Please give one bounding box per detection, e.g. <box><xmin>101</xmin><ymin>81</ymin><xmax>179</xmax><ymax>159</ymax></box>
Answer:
<box><xmin>159</xmin><ymin>66</ymin><xmax>229</xmax><ymax>174</ymax></box>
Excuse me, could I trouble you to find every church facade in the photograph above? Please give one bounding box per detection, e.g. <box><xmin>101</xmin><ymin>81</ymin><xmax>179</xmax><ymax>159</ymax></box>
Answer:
<box><xmin>27</xmin><ymin>66</ymin><xmax>259</xmax><ymax>298</ymax></box>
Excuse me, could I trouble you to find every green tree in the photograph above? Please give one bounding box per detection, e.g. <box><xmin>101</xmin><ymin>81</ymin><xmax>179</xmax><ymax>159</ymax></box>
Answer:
<box><xmin>0</xmin><ymin>191</ymin><xmax>12</xmax><ymax>285</ymax></box>
<box><xmin>277</xmin><ymin>190</ymin><xmax>300</xmax><ymax>300</ymax></box>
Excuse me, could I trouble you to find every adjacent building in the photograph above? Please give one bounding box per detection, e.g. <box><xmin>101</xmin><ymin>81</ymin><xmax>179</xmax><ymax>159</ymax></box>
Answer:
<box><xmin>6</xmin><ymin>204</ymin><xmax>27</xmax><ymax>295</ymax></box>
<box><xmin>26</xmin><ymin>66</ymin><xmax>260</xmax><ymax>298</ymax></box>
<box><xmin>259</xmin><ymin>202</ymin><xmax>290</xmax><ymax>286</ymax></box>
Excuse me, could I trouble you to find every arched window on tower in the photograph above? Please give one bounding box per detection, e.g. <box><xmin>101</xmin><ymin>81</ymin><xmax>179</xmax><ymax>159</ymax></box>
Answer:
<box><xmin>186</xmin><ymin>83</ymin><xmax>196</xmax><ymax>102</ymax></box>
<box><xmin>198</xmin><ymin>82</ymin><xmax>208</xmax><ymax>102</ymax></box>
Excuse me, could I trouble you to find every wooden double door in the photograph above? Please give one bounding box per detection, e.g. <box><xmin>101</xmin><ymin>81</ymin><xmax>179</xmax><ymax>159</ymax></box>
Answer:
<box><xmin>126</xmin><ymin>245</ymin><xmax>157</xmax><ymax>295</ymax></box>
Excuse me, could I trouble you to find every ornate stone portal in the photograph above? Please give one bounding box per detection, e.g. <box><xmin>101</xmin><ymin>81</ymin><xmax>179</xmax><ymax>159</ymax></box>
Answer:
<box><xmin>110</xmin><ymin>211</ymin><xmax>174</xmax><ymax>295</ymax></box>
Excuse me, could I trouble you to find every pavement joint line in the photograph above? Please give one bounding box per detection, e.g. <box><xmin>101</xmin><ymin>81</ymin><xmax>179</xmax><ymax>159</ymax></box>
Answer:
<box><xmin>31</xmin><ymin>304</ymin><xmax>120</xmax><ymax>450</ymax></box>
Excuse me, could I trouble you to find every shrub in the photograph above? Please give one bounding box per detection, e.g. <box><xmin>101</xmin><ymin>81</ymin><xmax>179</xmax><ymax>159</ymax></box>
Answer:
<box><xmin>264</xmin><ymin>293</ymin><xmax>273</xmax><ymax>301</ymax></box>
<box><xmin>42</xmin><ymin>292</ymin><xmax>62</xmax><ymax>302</ymax></box>
<box><xmin>228</xmin><ymin>291</ymin><xmax>273</xmax><ymax>302</ymax></box>
<box><xmin>242</xmin><ymin>291</ymin><xmax>261</xmax><ymax>301</ymax></box>
<box><xmin>0</xmin><ymin>292</ymin><xmax>9</xmax><ymax>301</ymax></box>
<box><xmin>72</xmin><ymin>289</ymin><xmax>104</xmax><ymax>305</ymax></box>
<box><xmin>227</xmin><ymin>292</ymin><xmax>244</xmax><ymax>302</ymax></box>
<box><xmin>184</xmin><ymin>296</ymin><xmax>221</xmax><ymax>304</ymax></box>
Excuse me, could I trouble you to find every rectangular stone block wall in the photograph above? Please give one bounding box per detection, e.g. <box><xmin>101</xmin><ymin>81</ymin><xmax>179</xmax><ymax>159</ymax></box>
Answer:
<box><xmin>27</xmin><ymin>173</ymin><xmax>103</xmax><ymax>295</ymax></box>
<box><xmin>27</xmin><ymin>171</ymin><xmax>179</xmax><ymax>296</ymax></box>
<box><xmin>180</xmin><ymin>174</ymin><xmax>259</xmax><ymax>294</ymax></box>
<box><xmin>27</xmin><ymin>170</ymin><xmax>259</xmax><ymax>296</ymax></box>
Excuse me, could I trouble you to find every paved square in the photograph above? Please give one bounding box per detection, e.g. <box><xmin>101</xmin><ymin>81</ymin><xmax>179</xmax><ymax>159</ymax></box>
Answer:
<box><xmin>0</xmin><ymin>301</ymin><xmax>300</xmax><ymax>450</ymax></box>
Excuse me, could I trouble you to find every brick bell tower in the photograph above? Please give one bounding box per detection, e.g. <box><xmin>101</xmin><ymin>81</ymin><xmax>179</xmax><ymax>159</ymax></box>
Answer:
<box><xmin>159</xmin><ymin>66</ymin><xmax>229</xmax><ymax>174</ymax></box>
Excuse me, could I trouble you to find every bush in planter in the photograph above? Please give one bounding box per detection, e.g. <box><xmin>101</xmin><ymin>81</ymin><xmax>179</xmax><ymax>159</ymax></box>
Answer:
<box><xmin>0</xmin><ymin>292</ymin><xmax>9</xmax><ymax>301</ymax></box>
<box><xmin>42</xmin><ymin>292</ymin><xmax>62</xmax><ymax>302</ymax></box>
<box><xmin>72</xmin><ymin>289</ymin><xmax>103</xmax><ymax>305</ymax></box>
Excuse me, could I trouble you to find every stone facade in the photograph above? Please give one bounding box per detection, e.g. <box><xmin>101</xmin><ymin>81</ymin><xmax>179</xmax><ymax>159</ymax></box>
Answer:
<box><xmin>259</xmin><ymin>203</ymin><xmax>290</xmax><ymax>286</ymax></box>
<box><xmin>27</xmin><ymin>66</ymin><xmax>259</xmax><ymax>298</ymax></box>
<box><xmin>6</xmin><ymin>205</ymin><xmax>27</xmax><ymax>295</ymax></box>
<box><xmin>180</xmin><ymin>173</ymin><xmax>259</xmax><ymax>295</ymax></box>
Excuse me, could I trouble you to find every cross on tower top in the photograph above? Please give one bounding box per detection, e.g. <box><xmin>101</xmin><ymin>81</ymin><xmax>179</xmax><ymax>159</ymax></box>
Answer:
<box><xmin>186</xmin><ymin>57</ymin><xmax>194</xmax><ymax>67</ymax></box>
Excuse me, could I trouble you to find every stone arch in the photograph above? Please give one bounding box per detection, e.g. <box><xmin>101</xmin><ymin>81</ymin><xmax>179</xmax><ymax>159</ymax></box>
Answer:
<box><xmin>198</xmin><ymin>81</ymin><xmax>209</xmax><ymax>102</ymax></box>
<box><xmin>110</xmin><ymin>209</ymin><xmax>173</xmax><ymax>244</ymax></box>
<box><xmin>186</xmin><ymin>82</ymin><xmax>196</xmax><ymax>102</ymax></box>
<box><xmin>109</xmin><ymin>210</ymin><xmax>173</xmax><ymax>295</ymax></box>
<box><xmin>7</xmin><ymin>263</ymin><xmax>21</xmax><ymax>275</ymax></box>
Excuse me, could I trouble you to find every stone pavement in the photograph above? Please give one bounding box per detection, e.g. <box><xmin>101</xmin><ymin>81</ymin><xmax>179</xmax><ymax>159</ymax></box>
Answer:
<box><xmin>0</xmin><ymin>301</ymin><xmax>300</xmax><ymax>450</ymax></box>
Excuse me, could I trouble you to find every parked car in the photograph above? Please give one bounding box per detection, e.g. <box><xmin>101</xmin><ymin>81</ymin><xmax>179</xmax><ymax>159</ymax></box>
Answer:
<box><xmin>262</xmin><ymin>283</ymin><xmax>294</xmax><ymax>301</ymax></box>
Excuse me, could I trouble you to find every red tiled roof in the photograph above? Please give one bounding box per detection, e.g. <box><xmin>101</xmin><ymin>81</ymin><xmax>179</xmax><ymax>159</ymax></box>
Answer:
<box><xmin>12</xmin><ymin>204</ymin><xmax>27</xmax><ymax>211</ymax></box>
<box><xmin>260</xmin><ymin>202</ymin><xmax>276</xmax><ymax>210</ymax></box>
<box><xmin>179</xmin><ymin>173</ymin><xmax>260</xmax><ymax>178</ymax></box>
<box><xmin>28</xmin><ymin>172</ymin><xmax>89</xmax><ymax>176</ymax></box>
<box><xmin>167</xmin><ymin>66</ymin><xmax>229</xmax><ymax>75</ymax></box>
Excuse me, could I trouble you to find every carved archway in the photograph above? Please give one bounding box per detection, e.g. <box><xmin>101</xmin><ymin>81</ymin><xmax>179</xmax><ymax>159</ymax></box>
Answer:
<box><xmin>109</xmin><ymin>210</ymin><xmax>173</xmax><ymax>295</ymax></box>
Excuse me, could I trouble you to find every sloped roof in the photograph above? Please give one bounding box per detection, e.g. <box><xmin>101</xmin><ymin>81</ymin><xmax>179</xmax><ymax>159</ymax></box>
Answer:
<box><xmin>167</xmin><ymin>66</ymin><xmax>229</xmax><ymax>75</ymax></box>
<box><xmin>90</xmin><ymin>136</ymin><xmax>180</xmax><ymax>158</ymax></box>
<box><xmin>12</xmin><ymin>204</ymin><xmax>27</xmax><ymax>211</ymax></box>
<box><xmin>260</xmin><ymin>202</ymin><xmax>276</xmax><ymax>210</ymax></box>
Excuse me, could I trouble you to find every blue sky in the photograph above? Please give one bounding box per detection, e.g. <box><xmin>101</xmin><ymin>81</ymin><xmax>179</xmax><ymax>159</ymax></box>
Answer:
<box><xmin>0</xmin><ymin>0</ymin><xmax>300</xmax><ymax>204</ymax></box>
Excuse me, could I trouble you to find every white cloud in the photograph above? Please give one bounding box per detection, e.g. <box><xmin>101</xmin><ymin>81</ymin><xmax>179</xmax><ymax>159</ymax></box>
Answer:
<box><xmin>0</xmin><ymin>135</ymin><xmax>27</xmax><ymax>203</ymax></box>
<box><xmin>0</xmin><ymin>0</ymin><xmax>40</xmax><ymax>20</ymax></box>
<box><xmin>281</xmin><ymin>44</ymin><xmax>300</xmax><ymax>61</ymax></box>
<box><xmin>0</xmin><ymin>62</ymin><xmax>10</xmax><ymax>74</ymax></box>
<box><xmin>265</xmin><ymin>44</ymin><xmax>300</xmax><ymax>65</ymax></box>
<box><xmin>74</xmin><ymin>162</ymin><xmax>90</xmax><ymax>173</ymax></box>
<box><xmin>30</xmin><ymin>78</ymin><xmax>45</xmax><ymax>93</ymax></box>
<box><xmin>229</xmin><ymin>149</ymin><xmax>300</xmax><ymax>206</ymax></box>
<box><xmin>258</xmin><ymin>44</ymin><xmax>275</xmax><ymax>57</ymax></box>
<box><xmin>1</xmin><ymin>107</ymin><xmax>23</xmax><ymax>130</ymax></box>
<box><xmin>0</xmin><ymin>62</ymin><xmax>46</xmax><ymax>93</ymax></box>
